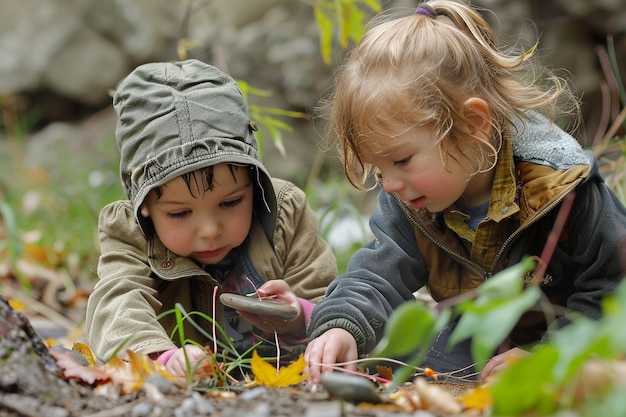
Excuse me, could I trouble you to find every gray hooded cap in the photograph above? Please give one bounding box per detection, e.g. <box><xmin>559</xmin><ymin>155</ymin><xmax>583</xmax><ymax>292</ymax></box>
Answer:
<box><xmin>113</xmin><ymin>59</ymin><xmax>277</xmax><ymax>240</ymax></box>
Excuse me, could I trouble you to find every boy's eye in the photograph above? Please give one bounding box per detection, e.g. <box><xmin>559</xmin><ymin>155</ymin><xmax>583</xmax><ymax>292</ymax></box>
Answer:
<box><xmin>394</xmin><ymin>156</ymin><xmax>411</xmax><ymax>166</ymax></box>
<box><xmin>168</xmin><ymin>210</ymin><xmax>190</xmax><ymax>219</ymax></box>
<box><xmin>221</xmin><ymin>198</ymin><xmax>243</xmax><ymax>208</ymax></box>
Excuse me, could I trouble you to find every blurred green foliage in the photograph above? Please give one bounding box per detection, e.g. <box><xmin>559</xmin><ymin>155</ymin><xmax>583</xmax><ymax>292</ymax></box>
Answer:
<box><xmin>314</xmin><ymin>0</ymin><xmax>382</xmax><ymax>64</ymax></box>
<box><xmin>0</xmin><ymin>132</ymin><xmax>125</xmax><ymax>282</ymax></box>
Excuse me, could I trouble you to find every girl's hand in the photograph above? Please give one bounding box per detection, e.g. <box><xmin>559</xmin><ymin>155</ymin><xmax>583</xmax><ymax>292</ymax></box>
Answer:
<box><xmin>304</xmin><ymin>328</ymin><xmax>358</xmax><ymax>384</ymax></box>
<box><xmin>237</xmin><ymin>280</ymin><xmax>305</xmax><ymax>338</ymax></box>
<box><xmin>163</xmin><ymin>345</ymin><xmax>205</xmax><ymax>377</ymax></box>
<box><xmin>479</xmin><ymin>347</ymin><xmax>528</xmax><ymax>380</ymax></box>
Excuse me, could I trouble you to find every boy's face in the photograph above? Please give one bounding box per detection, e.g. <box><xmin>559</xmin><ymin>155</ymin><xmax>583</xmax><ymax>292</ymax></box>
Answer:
<box><xmin>361</xmin><ymin>123</ymin><xmax>494</xmax><ymax>212</ymax></box>
<box><xmin>141</xmin><ymin>164</ymin><xmax>254</xmax><ymax>265</ymax></box>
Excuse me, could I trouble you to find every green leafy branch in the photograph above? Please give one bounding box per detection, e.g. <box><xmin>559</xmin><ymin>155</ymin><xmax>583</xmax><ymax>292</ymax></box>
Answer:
<box><xmin>237</xmin><ymin>80</ymin><xmax>308</xmax><ymax>158</ymax></box>
<box><xmin>491</xmin><ymin>281</ymin><xmax>626</xmax><ymax>416</ymax></box>
<box><xmin>312</xmin><ymin>0</ymin><xmax>382</xmax><ymax>65</ymax></box>
<box><xmin>371</xmin><ymin>257</ymin><xmax>538</xmax><ymax>389</ymax></box>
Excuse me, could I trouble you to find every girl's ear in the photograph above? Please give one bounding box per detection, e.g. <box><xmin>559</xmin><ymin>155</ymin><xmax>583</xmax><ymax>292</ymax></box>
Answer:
<box><xmin>462</xmin><ymin>97</ymin><xmax>492</xmax><ymax>138</ymax></box>
<box><xmin>140</xmin><ymin>205</ymin><xmax>150</xmax><ymax>218</ymax></box>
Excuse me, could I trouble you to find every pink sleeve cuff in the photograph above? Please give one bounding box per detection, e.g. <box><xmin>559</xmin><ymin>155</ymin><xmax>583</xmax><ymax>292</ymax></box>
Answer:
<box><xmin>156</xmin><ymin>349</ymin><xmax>177</xmax><ymax>365</ymax></box>
<box><xmin>298</xmin><ymin>297</ymin><xmax>314</xmax><ymax>327</ymax></box>
<box><xmin>278</xmin><ymin>298</ymin><xmax>314</xmax><ymax>346</ymax></box>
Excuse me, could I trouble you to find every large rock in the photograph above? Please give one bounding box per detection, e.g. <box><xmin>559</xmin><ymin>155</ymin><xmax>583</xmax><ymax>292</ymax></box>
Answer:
<box><xmin>0</xmin><ymin>0</ymin><xmax>624</xmax><ymax>169</ymax></box>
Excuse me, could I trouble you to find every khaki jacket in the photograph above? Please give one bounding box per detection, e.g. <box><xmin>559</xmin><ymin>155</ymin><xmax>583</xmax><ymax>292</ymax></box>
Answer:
<box><xmin>86</xmin><ymin>178</ymin><xmax>337</xmax><ymax>361</ymax></box>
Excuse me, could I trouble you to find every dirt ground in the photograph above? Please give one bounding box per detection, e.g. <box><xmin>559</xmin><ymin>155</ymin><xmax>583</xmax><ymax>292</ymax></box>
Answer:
<box><xmin>1</xmin><ymin>372</ymin><xmax>470</xmax><ymax>417</ymax></box>
<box><xmin>1</xmin><ymin>358</ymin><xmax>471</xmax><ymax>417</ymax></box>
<box><xmin>0</xmin><ymin>378</ymin><xmax>380</xmax><ymax>417</ymax></box>
<box><xmin>1</xmin><ymin>295</ymin><xmax>474</xmax><ymax>417</ymax></box>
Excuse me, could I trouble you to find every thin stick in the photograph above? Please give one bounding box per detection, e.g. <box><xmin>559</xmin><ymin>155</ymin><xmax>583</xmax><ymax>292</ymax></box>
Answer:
<box><xmin>212</xmin><ymin>286</ymin><xmax>218</xmax><ymax>354</ymax></box>
<box><xmin>274</xmin><ymin>330</ymin><xmax>281</xmax><ymax>374</ymax></box>
<box><xmin>531</xmin><ymin>191</ymin><xmax>576</xmax><ymax>284</ymax></box>
<box><xmin>601</xmin><ymin>106</ymin><xmax>626</xmax><ymax>144</ymax></box>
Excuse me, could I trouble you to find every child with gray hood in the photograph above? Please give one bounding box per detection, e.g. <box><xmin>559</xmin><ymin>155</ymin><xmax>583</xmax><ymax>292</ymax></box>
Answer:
<box><xmin>85</xmin><ymin>59</ymin><xmax>337</xmax><ymax>377</ymax></box>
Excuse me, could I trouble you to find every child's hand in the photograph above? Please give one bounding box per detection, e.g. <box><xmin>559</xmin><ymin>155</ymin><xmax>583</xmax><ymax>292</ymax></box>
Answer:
<box><xmin>304</xmin><ymin>328</ymin><xmax>358</xmax><ymax>384</ymax></box>
<box><xmin>163</xmin><ymin>345</ymin><xmax>205</xmax><ymax>377</ymax></box>
<box><xmin>479</xmin><ymin>347</ymin><xmax>528</xmax><ymax>380</ymax></box>
<box><xmin>237</xmin><ymin>280</ymin><xmax>305</xmax><ymax>337</ymax></box>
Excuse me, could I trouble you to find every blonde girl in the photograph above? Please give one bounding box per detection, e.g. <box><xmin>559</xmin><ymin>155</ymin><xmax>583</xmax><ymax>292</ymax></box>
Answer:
<box><xmin>305</xmin><ymin>0</ymin><xmax>626</xmax><ymax>383</ymax></box>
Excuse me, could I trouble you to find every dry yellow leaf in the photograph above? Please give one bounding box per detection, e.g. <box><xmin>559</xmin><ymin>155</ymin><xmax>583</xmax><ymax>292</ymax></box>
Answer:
<box><xmin>73</xmin><ymin>341</ymin><xmax>97</xmax><ymax>366</ymax></box>
<box><xmin>101</xmin><ymin>350</ymin><xmax>177</xmax><ymax>394</ymax></box>
<box><xmin>458</xmin><ymin>385</ymin><xmax>493</xmax><ymax>411</ymax></box>
<box><xmin>251</xmin><ymin>350</ymin><xmax>307</xmax><ymax>387</ymax></box>
<box><xmin>104</xmin><ymin>355</ymin><xmax>144</xmax><ymax>393</ymax></box>
<box><xmin>7</xmin><ymin>298</ymin><xmax>26</xmax><ymax>311</ymax></box>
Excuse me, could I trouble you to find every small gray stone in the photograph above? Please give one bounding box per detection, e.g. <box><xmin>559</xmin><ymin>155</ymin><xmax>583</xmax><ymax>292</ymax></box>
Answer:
<box><xmin>320</xmin><ymin>372</ymin><xmax>382</xmax><ymax>404</ymax></box>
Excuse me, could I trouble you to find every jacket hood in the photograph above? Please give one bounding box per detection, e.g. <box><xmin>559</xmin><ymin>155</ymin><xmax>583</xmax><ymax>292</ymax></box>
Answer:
<box><xmin>113</xmin><ymin>59</ymin><xmax>277</xmax><ymax>240</ymax></box>
<box><xmin>511</xmin><ymin>111</ymin><xmax>592</xmax><ymax>170</ymax></box>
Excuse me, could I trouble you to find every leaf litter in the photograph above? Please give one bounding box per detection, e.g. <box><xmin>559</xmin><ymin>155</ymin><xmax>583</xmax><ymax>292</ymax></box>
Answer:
<box><xmin>45</xmin><ymin>341</ymin><xmax>491</xmax><ymax>416</ymax></box>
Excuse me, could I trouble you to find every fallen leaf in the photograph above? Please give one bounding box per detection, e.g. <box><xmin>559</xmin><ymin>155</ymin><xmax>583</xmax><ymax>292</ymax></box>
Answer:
<box><xmin>251</xmin><ymin>350</ymin><xmax>307</xmax><ymax>387</ymax></box>
<box><xmin>50</xmin><ymin>348</ymin><xmax>110</xmax><ymax>385</ymax></box>
<box><xmin>73</xmin><ymin>341</ymin><xmax>97</xmax><ymax>366</ymax></box>
<box><xmin>7</xmin><ymin>298</ymin><xmax>26</xmax><ymax>311</ymax></box>
<box><xmin>193</xmin><ymin>352</ymin><xmax>230</xmax><ymax>386</ymax></box>
<box><xmin>107</xmin><ymin>350</ymin><xmax>177</xmax><ymax>393</ymax></box>
<box><xmin>414</xmin><ymin>378</ymin><xmax>463</xmax><ymax>415</ymax></box>
<box><xmin>51</xmin><ymin>347</ymin><xmax>180</xmax><ymax>396</ymax></box>
<box><xmin>458</xmin><ymin>385</ymin><xmax>493</xmax><ymax>411</ymax></box>
<box><xmin>376</xmin><ymin>365</ymin><xmax>393</xmax><ymax>381</ymax></box>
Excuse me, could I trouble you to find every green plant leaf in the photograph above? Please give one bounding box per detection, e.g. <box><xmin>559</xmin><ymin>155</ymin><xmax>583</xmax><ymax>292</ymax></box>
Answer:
<box><xmin>371</xmin><ymin>301</ymin><xmax>438</xmax><ymax>358</ymax></box>
<box><xmin>490</xmin><ymin>344</ymin><xmax>560</xmax><ymax>415</ymax></box>
<box><xmin>313</xmin><ymin>0</ymin><xmax>381</xmax><ymax>65</ymax></box>
<box><xmin>448</xmin><ymin>258</ymin><xmax>538</xmax><ymax>367</ymax></box>
<box><xmin>473</xmin><ymin>256</ymin><xmax>535</xmax><ymax>302</ymax></box>
<box><xmin>464</xmin><ymin>287</ymin><xmax>541</xmax><ymax>367</ymax></box>
<box><xmin>314</xmin><ymin>5</ymin><xmax>334</xmax><ymax>65</ymax></box>
<box><xmin>236</xmin><ymin>82</ymin><xmax>306</xmax><ymax>158</ymax></box>
<box><xmin>388</xmin><ymin>308</ymin><xmax>452</xmax><ymax>388</ymax></box>
<box><xmin>489</xmin><ymin>279</ymin><xmax>626</xmax><ymax>415</ymax></box>
<box><xmin>601</xmin><ymin>283</ymin><xmax>626</xmax><ymax>350</ymax></box>
<box><xmin>581</xmin><ymin>387</ymin><xmax>626</xmax><ymax>417</ymax></box>
<box><xmin>548</xmin><ymin>284</ymin><xmax>626</xmax><ymax>382</ymax></box>
<box><xmin>550</xmin><ymin>317</ymin><xmax>608</xmax><ymax>381</ymax></box>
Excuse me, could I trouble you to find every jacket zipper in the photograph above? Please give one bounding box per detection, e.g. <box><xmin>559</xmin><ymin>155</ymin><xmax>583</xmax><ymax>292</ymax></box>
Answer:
<box><xmin>394</xmin><ymin>176</ymin><xmax>582</xmax><ymax>280</ymax></box>
<box><xmin>490</xmin><ymin>180</ymin><xmax>581</xmax><ymax>270</ymax></box>
<box><xmin>395</xmin><ymin>195</ymin><xmax>489</xmax><ymax>279</ymax></box>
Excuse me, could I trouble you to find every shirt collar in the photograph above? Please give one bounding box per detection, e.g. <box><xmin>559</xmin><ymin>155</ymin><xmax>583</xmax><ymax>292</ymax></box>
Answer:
<box><xmin>487</xmin><ymin>138</ymin><xmax>520</xmax><ymax>222</ymax></box>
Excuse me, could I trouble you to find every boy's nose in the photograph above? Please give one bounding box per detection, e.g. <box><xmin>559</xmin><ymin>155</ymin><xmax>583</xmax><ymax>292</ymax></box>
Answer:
<box><xmin>198</xmin><ymin>220</ymin><xmax>220</xmax><ymax>238</ymax></box>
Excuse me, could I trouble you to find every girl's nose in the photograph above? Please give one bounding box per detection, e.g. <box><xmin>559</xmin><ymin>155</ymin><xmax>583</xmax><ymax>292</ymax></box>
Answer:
<box><xmin>381</xmin><ymin>174</ymin><xmax>404</xmax><ymax>194</ymax></box>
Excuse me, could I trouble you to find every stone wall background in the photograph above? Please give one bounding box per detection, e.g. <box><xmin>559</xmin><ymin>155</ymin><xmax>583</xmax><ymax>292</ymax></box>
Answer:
<box><xmin>1</xmin><ymin>0</ymin><xmax>625</xmax><ymax>185</ymax></box>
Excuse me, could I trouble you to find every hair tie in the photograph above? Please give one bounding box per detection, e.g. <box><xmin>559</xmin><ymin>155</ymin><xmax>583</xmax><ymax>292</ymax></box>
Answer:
<box><xmin>415</xmin><ymin>3</ymin><xmax>437</xmax><ymax>19</ymax></box>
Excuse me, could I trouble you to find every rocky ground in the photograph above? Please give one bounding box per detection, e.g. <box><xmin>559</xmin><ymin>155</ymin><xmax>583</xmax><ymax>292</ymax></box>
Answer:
<box><xmin>1</xmin><ymin>295</ymin><xmax>476</xmax><ymax>417</ymax></box>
